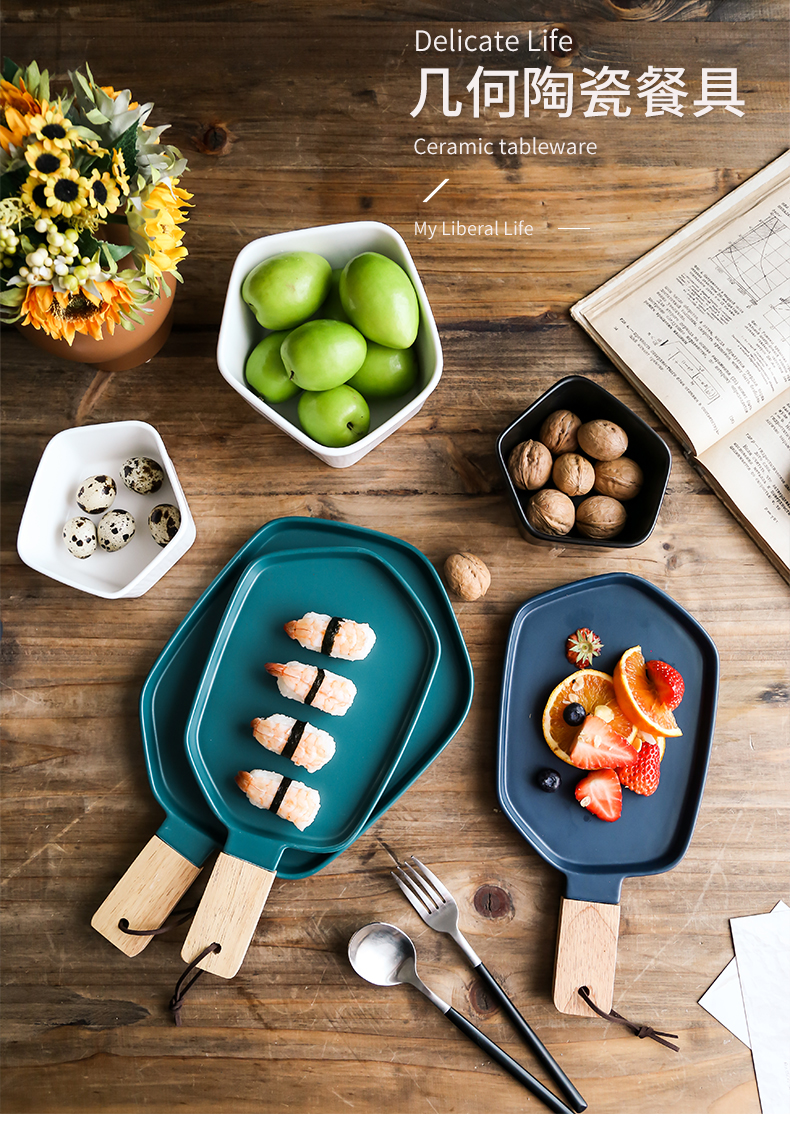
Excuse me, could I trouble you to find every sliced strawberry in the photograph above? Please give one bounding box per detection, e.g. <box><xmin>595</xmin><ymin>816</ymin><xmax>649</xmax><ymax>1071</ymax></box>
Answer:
<box><xmin>645</xmin><ymin>660</ymin><xmax>685</xmax><ymax>709</ymax></box>
<box><xmin>575</xmin><ymin>769</ymin><xmax>622</xmax><ymax>822</ymax></box>
<box><xmin>568</xmin><ymin>714</ymin><xmax>638</xmax><ymax>770</ymax></box>
<box><xmin>618</xmin><ymin>741</ymin><xmax>661</xmax><ymax>796</ymax></box>
<box><xmin>565</xmin><ymin>628</ymin><xmax>603</xmax><ymax>669</ymax></box>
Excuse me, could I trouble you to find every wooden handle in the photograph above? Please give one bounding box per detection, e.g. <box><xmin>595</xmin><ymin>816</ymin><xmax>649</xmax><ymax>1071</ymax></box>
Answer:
<box><xmin>180</xmin><ymin>853</ymin><xmax>276</xmax><ymax>979</ymax></box>
<box><xmin>91</xmin><ymin>836</ymin><xmax>202</xmax><ymax>957</ymax></box>
<box><xmin>552</xmin><ymin>897</ymin><xmax>620</xmax><ymax>1016</ymax></box>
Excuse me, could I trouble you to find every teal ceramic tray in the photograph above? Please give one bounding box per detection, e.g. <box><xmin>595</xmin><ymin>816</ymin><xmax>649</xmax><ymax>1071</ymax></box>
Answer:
<box><xmin>185</xmin><ymin>546</ymin><xmax>441</xmax><ymax>862</ymax></box>
<box><xmin>140</xmin><ymin>517</ymin><xmax>474</xmax><ymax>878</ymax></box>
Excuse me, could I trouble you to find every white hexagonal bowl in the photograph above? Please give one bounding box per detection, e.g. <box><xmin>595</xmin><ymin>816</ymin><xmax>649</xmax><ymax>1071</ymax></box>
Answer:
<box><xmin>17</xmin><ymin>420</ymin><xmax>196</xmax><ymax>599</ymax></box>
<box><xmin>216</xmin><ymin>221</ymin><xmax>443</xmax><ymax>468</ymax></box>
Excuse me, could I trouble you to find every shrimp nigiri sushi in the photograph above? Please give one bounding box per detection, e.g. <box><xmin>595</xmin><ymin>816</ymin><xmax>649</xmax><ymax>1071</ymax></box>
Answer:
<box><xmin>251</xmin><ymin>713</ymin><xmax>335</xmax><ymax>773</ymax></box>
<box><xmin>284</xmin><ymin>612</ymin><xmax>376</xmax><ymax>661</ymax></box>
<box><xmin>235</xmin><ymin>768</ymin><xmax>320</xmax><ymax>831</ymax></box>
<box><xmin>264</xmin><ymin>660</ymin><xmax>356</xmax><ymax>717</ymax></box>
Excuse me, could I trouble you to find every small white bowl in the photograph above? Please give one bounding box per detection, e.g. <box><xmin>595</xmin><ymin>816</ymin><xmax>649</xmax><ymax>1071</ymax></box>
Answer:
<box><xmin>216</xmin><ymin>221</ymin><xmax>443</xmax><ymax>468</ymax></box>
<box><xmin>17</xmin><ymin>420</ymin><xmax>196</xmax><ymax>599</ymax></box>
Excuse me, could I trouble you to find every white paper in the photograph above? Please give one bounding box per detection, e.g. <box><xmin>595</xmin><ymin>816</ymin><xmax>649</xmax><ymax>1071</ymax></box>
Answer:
<box><xmin>731</xmin><ymin>901</ymin><xmax>790</xmax><ymax>1115</ymax></box>
<box><xmin>698</xmin><ymin>952</ymin><xmax>752</xmax><ymax>1048</ymax></box>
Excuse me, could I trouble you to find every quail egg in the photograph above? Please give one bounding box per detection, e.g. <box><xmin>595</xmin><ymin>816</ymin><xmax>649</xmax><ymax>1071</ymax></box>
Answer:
<box><xmin>120</xmin><ymin>456</ymin><xmax>165</xmax><ymax>495</ymax></box>
<box><xmin>148</xmin><ymin>503</ymin><xmax>181</xmax><ymax>546</ymax></box>
<box><xmin>76</xmin><ymin>473</ymin><xmax>116</xmax><ymax>514</ymax></box>
<box><xmin>62</xmin><ymin>516</ymin><xmax>98</xmax><ymax>558</ymax></box>
<box><xmin>97</xmin><ymin>509</ymin><xmax>136</xmax><ymax>551</ymax></box>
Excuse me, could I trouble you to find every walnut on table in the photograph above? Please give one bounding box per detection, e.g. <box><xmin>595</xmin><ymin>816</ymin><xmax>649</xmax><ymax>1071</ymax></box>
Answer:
<box><xmin>443</xmin><ymin>552</ymin><xmax>491</xmax><ymax>601</ymax></box>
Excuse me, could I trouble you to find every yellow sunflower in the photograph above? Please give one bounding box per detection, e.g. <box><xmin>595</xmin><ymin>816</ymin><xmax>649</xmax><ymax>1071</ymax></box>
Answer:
<box><xmin>140</xmin><ymin>179</ymin><xmax>193</xmax><ymax>275</ymax></box>
<box><xmin>86</xmin><ymin>169</ymin><xmax>121</xmax><ymax>218</ymax></box>
<box><xmin>0</xmin><ymin>105</ymin><xmax>32</xmax><ymax>152</ymax></box>
<box><xmin>27</xmin><ymin>105</ymin><xmax>79</xmax><ymax>152</ymax></box>
<box><xmin>111</xmin><ymin>148</ymin><xmax>130</xmax><ymax>194</ymax></box>
<box><xmin>21</xmin><ymin>277</ymin><xmax>134</xmax><ymax>344</ymax></box>
<box><xmin>25</xmin><ymin>140</ymin><xmax>70</xmax><ymax>177</ymax></box>
<box><xmin>19</xmin><ymin>173</ymin><xmax>53</xmax><ymax>219</ymax></box>
<box><xmin>43</xmin><ymin>167</ymin><xmax>90</xmax><ymax>218</ymax></box>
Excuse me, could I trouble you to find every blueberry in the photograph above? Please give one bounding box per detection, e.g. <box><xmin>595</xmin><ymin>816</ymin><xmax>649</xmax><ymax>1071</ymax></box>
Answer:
<box><xmin>562</xmin><ymin>702</ymin><xmax>586</xmax><ymax>727</ymax></box>
<box><xmin>537</xmin><ymin>768</ymin><xmax>562</xmax><ymax>792</ymax></box>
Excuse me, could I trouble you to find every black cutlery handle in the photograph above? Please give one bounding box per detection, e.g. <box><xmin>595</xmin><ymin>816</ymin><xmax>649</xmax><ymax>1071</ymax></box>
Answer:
<box><xmin>445</xmin><ymin>1007</ymin><xmax>575</xmax><ymax>1114</ymax></box>
<box><xmin>475</xmin><ymin>961</ymin><xmax>587</xmax><ymax>1113</ymax></box>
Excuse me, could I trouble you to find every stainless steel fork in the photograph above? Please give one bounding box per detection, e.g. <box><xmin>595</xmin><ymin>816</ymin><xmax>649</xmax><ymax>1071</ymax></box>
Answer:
<box><xmin>392</xmin><ymin>855</ymin><xmax>586</xmax><ymax>1114</ymax></box>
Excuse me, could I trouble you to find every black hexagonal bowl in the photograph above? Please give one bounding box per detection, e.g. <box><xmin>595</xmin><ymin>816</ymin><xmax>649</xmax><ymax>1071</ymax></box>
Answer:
<box><xmin>496</xmin><ymin>375</ymin><xmax>672</xmax><ymax>550</ymax></box>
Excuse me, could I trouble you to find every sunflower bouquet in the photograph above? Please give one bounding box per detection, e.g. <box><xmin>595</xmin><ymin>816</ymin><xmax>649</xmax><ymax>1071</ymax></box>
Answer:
<box><xmin>0</xmin><ymin>59</ymin><xmax>192</xmax><ymax>344</ymax></box>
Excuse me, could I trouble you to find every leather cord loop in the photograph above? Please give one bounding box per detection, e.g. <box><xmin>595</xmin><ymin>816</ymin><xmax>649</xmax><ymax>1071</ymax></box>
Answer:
<box><xmin>169</xmin><ymin>943</ymin><xmax>222</xmax><ymax>1026</ymax></box>
<box><xmin>578</xmin><ymin>986</ymin><xmax>679</xmax><ymax>1051</ymax></box>
<box><xmin>118</xmin><ymin>904</ymin><xmax>198</xmax><ymax>937</ymax></box>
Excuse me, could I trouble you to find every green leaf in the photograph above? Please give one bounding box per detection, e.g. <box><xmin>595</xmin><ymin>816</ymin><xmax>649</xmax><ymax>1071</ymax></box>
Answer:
<box><xmin>99</xmin><ymin>241</ymin><xmax>134</xmax><ymax>268</ymax></box>
<box><xmin>0</xmin><ymin>166</ymin><xmax>28</xmax><ymax>199</ymax></box>
<box><xmin>3</xmin><ymin>57</ymin><xmax>19</xmax><ymax>82</ymax></box>
<box><xmin>113</xmin><ymin>119</ymin><xmax>139</xmax><ymax>175</ymax></box>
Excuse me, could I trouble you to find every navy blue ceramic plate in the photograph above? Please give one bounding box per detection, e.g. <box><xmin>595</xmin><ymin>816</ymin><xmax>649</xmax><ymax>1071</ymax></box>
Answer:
<box><xmin>497</xmin><ymin>573</ymin><xmax>719</xmax><ymax>904</ymax></box>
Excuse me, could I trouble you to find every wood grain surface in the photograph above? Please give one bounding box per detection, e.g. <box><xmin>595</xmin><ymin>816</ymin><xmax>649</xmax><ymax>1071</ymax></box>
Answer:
<box><xmin>2</xmin><ymin>0</ymin><xmax>789</xmax><ymax>1117</ymax></box>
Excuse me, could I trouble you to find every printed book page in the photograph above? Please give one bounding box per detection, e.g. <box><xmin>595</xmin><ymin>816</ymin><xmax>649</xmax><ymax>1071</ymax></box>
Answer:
<box><xmin>696</xmin><ymin>395</ymin><xmax>790</xmax><ymax>572</ymax></box>
<box><xmin>572</xmin><ymin>151</ymin><xmax>790</xmax><ymax>457</ymax></box>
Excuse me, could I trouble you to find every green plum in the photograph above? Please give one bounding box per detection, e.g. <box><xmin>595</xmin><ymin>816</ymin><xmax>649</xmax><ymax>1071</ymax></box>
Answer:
<box><xmin>281</xmin><ymin>319</ymin><xmax>367</xmax><ymax>391</ymax></box>
<box><xmin>245</xmin><ymin>331</ymin><xmax>298</xmax><ymax>403</ymax></box>
<box><xmin>242</xmin><ymin>251</ymin><xmax>332</xmax><ymax>330</ymax></box>
<box><xmin>348</xmin><ymin>342</ymin><xmax>418</xmax><ymax>399</ymax></box>
<box><xmin>298</xmin><ymin>386</ymin><xmax>371</xmax><ymax>448</ymax></box>
<box><xmin>340</xmin><ymin>252</ymin><xmax>420</xmax><ymax>349</ymax></box>
<box><xmin>316</xmin><ymin>268</ymin><xmax>349</xmax><ymax>322</ymax></box>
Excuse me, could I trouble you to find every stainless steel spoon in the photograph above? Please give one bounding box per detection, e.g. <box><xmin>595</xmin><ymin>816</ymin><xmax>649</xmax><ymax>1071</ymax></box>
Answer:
<box><xmin>348</xmin><ymin>922</ymin><xmax>575</xmax><ymax>1114</ymax></box>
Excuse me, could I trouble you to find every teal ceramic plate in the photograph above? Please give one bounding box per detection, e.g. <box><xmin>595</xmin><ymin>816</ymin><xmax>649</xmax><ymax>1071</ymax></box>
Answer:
<box><xmin>184</xmin><ymin>546</ymin><xmax>441</xmax><ymax>863</ymax></box>
<box><xmin>141</xmin><ymin>517</ymin><xmax>474</xmax><ymax>878</ymax></box>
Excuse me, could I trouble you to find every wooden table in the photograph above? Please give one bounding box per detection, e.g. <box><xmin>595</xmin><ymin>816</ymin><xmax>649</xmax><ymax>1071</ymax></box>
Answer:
<box><xmin>2</xmin><ymin>1</ymin><xmax>788</xmax><ymax>1116</ymax></box>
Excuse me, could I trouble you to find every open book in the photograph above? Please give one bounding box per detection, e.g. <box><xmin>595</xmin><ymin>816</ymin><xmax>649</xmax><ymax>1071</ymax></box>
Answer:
<box><xmin>572</xmin><ymin>150</ymin><xmax>790</xmax><ymax>582</ymax></box>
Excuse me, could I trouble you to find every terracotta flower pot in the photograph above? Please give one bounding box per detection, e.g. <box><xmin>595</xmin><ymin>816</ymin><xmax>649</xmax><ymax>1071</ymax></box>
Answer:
<box><xmin>16</xmin><ymin>224</ymin><xmax>177</xmax><ymax>372</ymax></box>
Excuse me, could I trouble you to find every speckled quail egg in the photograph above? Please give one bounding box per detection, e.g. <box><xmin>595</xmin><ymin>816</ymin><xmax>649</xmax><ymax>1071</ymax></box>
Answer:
<box><xmin>62</xmin><ymin>516</ymin><xmax>98</xmax><ymax>558</ymax></box>
<box><xmin>120</xmin><ymin>456</ymin><xmax>165</xmax><ymax>495</ymax></box>
<box><xmin>76</xmin><ymin>473</ymin><xmax>116</xmax><ymax>514</ymax></box>
<box><xmin>97</xmin><ymin>509</ymin><xmax>136</xmax><ymax>551</ymax></box>
<box><xmin>148</xmin><ymin>503</ymin><xmax>181</xmax><ymax>546</ymax></box>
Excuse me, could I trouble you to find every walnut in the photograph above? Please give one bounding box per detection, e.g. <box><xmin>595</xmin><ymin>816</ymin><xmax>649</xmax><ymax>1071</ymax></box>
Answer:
<box><xmin>594</xmin><ymin>457</ymin><xmax>643</xmax><ymax>501</ymax></box>
<box><xmin>508</xmin><ymin>439</ymin><xmax>553</xmax><ymax>491</ymax></box>
<box><xmin>552</xmin><ymin>452</ymin><xmax>595</xmax><ymax>497</ymax></box>
<box><xmin>526</xmin><ymin>488</ymin><xmax>576</xmax><ymax>536</ymax></box>
<box><xmin>444</xmin><ymin>552</ymin><xmax>491</xmax><ymax>601</ymax></box>
<box><xmin>577</xmin><ymin>419</ymin><xmax>628</xmax><ymax>461</ymax></box>
<box><xmin>539</xmin><ymin>409</ymin><xmax>581</xmax><ymax>455</ymax></box>
<box><xmin>575</xmin><ymin>495</ymin><xmax>627</xmax><ymax>539</ymax></box>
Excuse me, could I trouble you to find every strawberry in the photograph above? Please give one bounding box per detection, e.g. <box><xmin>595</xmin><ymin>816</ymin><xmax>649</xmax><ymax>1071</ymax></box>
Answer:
<box><xmin>575</xmin><ymin>769</ymin><xmax>622</xmax><ymax>821</ymax></box>
<box><xmin>618</xmin><ymin>740</ymin><xmax>661</xmax><ymax>796</ymax></box>
<box><xmin>645</xmin><ymin>660</ymin><xmax>685</xmax><ymax>709</ymax></box>
<box><xmin>565</xmin><ymin>628</ymin><xmax>603</xmax><ymax>669</ymax></box>
<box><xmin>568</xmin><ymin>714</ymin><xmax>638</xmax><ymax>770</ymax></box>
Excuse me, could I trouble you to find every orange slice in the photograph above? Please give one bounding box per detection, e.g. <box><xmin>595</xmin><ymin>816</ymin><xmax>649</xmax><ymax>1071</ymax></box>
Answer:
<box><xmin>542</xmin><ymin>670</ymin><xmax>637</xmax><ymax>765</ymax></box>
<box><xmin>613</xmin><ymin>645</ymin><xmax>682</xmax><ymax>739</ymax></box>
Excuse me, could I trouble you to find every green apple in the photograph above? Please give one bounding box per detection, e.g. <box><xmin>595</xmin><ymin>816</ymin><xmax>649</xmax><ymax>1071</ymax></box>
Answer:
<box><xmin>281</xmin><ymin>319</ymin><xmax>367</xmax><ymax>391</ymax></box>
<box><xmin>298</xmin><ymin>386</ymin><xmax>371</xmax><ymax>447</ymax></box>
<box><xmin>348</xmin><ymin>342</ymin><xmax>418</xmax><ymax>399</ymax></box>
<box><xmin>316</xmin><ymin>268</ymin><xmax>349</xmax><ymax>322</ymax></box>
<box><xmin>242</xmin><ymin>251</ymin><xmax>332</xmax><ymax>330</ymax></box>
<box><xmin>245</xmin><ymin>331</ymin><xmax>298</xmax><ymax>402</ymax></box>
<box><xmin>340</xmin><ymin>252</ymin><xmax>420</xmax><ymax>349</ymax></box>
